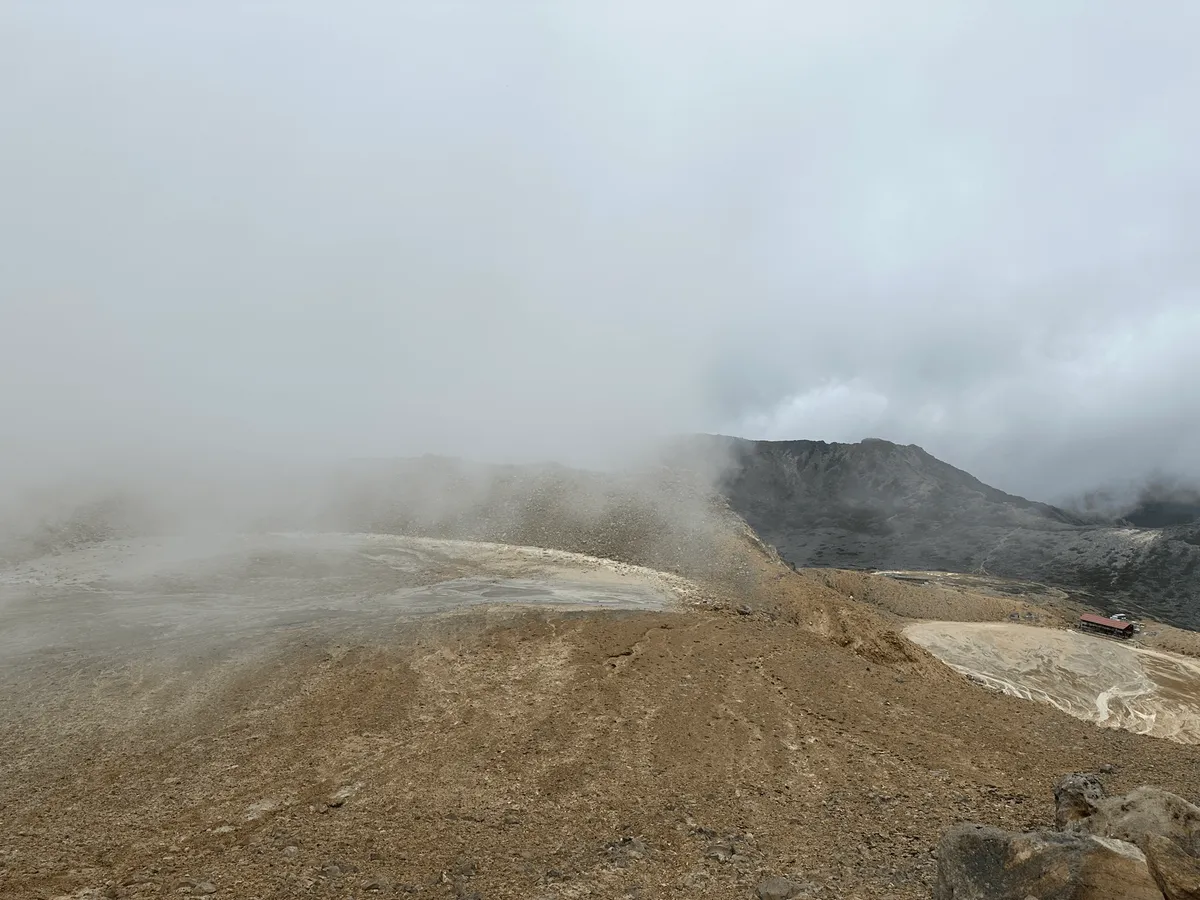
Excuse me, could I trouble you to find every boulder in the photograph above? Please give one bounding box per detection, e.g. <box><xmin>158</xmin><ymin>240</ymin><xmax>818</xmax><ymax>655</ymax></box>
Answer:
<box><xmin>935</xmin><ymin>823</ymin><xmax>1163</xmax><ymax>900</ymax></box>
<box><xmin>1065</xmin><ymin>786</ymin><xmax>1200</xmax><ymax>857</ymax></box>
<box><xmin>1055</xmin><ymin>773</ymin><xmax>1107</xmax><ymax>828</ymax></box>
<box><xmin>1145</xmin><ymin>833</ymin><xmax>1200</xmax><ymax>900</ymax></box>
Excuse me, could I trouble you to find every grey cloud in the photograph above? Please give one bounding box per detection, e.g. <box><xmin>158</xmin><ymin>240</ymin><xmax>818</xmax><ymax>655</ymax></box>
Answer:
<box><xmin>2</xmin><ymin>2</ymin><xmax>1198</xmax><ymax>502</ymax></box>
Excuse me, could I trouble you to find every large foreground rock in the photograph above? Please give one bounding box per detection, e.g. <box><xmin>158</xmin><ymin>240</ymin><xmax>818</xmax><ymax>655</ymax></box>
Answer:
<box><xmin>934</xmin><ymin>823</ymin><xmax>1162</xmax><ymax>900</ymax></box>
<box><xmin>1059</xmin><ymin>784</ymin><xmax>1200</xmax><ymax>857</ymax></box>
<box><xmin>1145</xmin><ymin>834</ymin><xmax>1200</xmax><ymax>900</ymax></box>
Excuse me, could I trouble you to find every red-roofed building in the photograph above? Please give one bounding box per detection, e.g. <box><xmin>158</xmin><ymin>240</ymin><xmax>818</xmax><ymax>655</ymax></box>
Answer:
<box><xmin>1078</xmin><ymin>613</ymin><xmax>1135</xmax><ymax>639</ymax></box>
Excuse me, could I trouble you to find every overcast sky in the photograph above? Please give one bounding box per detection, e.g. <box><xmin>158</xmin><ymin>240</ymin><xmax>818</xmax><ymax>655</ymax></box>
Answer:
<box><xmin>2</xmin><ymin>2</ymin><xmax>1198</xmax><ymax>501</ymax></box>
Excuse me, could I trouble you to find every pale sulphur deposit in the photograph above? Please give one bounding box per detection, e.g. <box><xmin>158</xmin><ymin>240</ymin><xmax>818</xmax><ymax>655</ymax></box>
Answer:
<box><xmin>904</xmin><ymin>620</ymin><xmax>1200</xmax><ymax>744</ymax></box>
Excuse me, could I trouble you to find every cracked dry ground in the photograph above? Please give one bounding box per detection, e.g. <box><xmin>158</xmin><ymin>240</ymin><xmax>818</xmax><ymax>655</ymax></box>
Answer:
<box><xmin>4</xmin><ymin>566</ymin><xmax>1200</xmax><ymax>900</ymax></box>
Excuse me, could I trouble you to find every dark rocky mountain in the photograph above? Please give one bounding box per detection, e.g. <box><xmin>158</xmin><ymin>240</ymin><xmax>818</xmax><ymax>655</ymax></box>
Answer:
<box><xmin>691</xmin><ymin>435</ymin><xmax>1200</xmax><ymax>629</ymax></box>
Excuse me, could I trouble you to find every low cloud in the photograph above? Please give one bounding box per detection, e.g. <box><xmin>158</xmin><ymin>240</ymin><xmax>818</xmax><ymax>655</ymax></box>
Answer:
<box><xmin>2</xmin><ymin>2</ymin><xmax>1198</xmax><ymax>506</ymax></box>
<box><xmin>1063</xmin><ymin>474</ymin><xmax>1200</xmax><ymax>527</ymax></box>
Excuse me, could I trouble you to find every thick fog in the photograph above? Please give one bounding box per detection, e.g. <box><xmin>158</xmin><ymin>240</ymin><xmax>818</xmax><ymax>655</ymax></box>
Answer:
<box><xmin>3</xmin><ymin>2</ymin><xmax>1198</xmax><ymax>504</ymax></box>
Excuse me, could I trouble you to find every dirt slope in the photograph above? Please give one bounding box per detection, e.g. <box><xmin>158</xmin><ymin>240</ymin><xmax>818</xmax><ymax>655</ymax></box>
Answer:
<box><xmin>5</xmin><ymin>542</ymin><xmax>1200</xmax><ymax>900</ymax></box>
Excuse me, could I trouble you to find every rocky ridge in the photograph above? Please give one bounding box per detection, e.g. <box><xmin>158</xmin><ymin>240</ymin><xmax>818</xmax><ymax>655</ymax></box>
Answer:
<box><xmin>685</xmin><ymin>435</ymin><xmax>1200</xmax><ymax>629</ymax></box>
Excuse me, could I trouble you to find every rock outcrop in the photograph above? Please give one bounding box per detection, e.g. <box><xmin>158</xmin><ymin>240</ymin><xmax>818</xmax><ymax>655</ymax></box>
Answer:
<box><xmin>1145</xmin><ymin>833</ymin><xmax>1200</xmax><ymax>900</ymax></box>
<box><xmin>1056</xmin><ymin>781</ymin><xmax>1200</xmax><ymax>857</ymax></box>
<box><xmin>676</xmin><ymin>435</ymin><xmax>1200</xmax><ymax>628</ymax></box>
<box><xmin>1056</xmin><ymin>773</ymin><xmax>1107</xmax><ymax>828</ymax></box>
<box><xmin>937</xmin><ymin>777</ymin><xmax>1200</xmax><ymax>900</ymax></box>
<box><xmin>934</xmin><ymin>823</ymin><xmax>1161</xmax><ymax>900</ymax></box>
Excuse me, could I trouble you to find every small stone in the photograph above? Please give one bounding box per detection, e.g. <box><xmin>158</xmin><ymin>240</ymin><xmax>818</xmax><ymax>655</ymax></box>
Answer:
<box><xmin>363</xmin><ymin>877</ymin><xmax>388</xmax><ymax>892</ymax></box>
<box><xmin>326</xmin><ymin>783</ymin><xmax>361</xmax><ymax>808</ymax></box>
<box><xmin>452</xmin><ymin>856</ymin><xmax>477</xmax><ymax>878</ymax></box>
<box><xmin>281</xmin><ymin>846</ymin><xmax>298</xmax><ymax>858</ymax></box>
<box><xmin>756</xmin><ymin>876</ymin><xmax>813</xmax><ymax>899</ymax></box>
<box><xmin>1099</xmin><ymin>763</ymin><xmax>1116</xmax><ymax>774</ymax></box>
<box><xmin>679</xmin><ymin>869</ymin><xmax>708</xmax><ymax>888</ymax></box>
<box><xmin>192</xmin><ymin>884</ymin><xmax>217</xmax><ymax>896</ymax></box>
<box><xmin>707</xmin><ymin>842</ymin><xmax>736</xmax><ymax>862</ymax></box>
<box><xmin>737</xmin><ymin>604</ymin><xmax>753</xmax><ymax>616</ymax></box>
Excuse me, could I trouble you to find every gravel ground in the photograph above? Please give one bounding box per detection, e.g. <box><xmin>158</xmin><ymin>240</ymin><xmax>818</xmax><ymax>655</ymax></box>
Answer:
<box><xmin>4</xmin><ymin>462</ymin><xmax>1200</xmax><ymax>900</ymax></box>
<box><xmin>4</xmin><ymin>539</ymin><xmax>1200</xmax><ymax>900</ymax></box>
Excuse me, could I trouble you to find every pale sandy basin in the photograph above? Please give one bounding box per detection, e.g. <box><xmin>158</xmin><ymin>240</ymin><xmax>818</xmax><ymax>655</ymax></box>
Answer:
<box><xmin>904</xmin><ymin>620</ymin><xmax>1200</xmax><ymax>744</ymax></box>
<box><xmin>0</xmin><ymin>532</ymin><xmax>686</xmax><ymax>665</ymax></box>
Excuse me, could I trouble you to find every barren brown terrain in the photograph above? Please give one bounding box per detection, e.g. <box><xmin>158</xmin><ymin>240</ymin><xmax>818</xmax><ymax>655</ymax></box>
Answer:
<box><xmin>4</xmin><ymin>521</ymin><xmax>1200</xmax><ymax>900</ymax></box>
